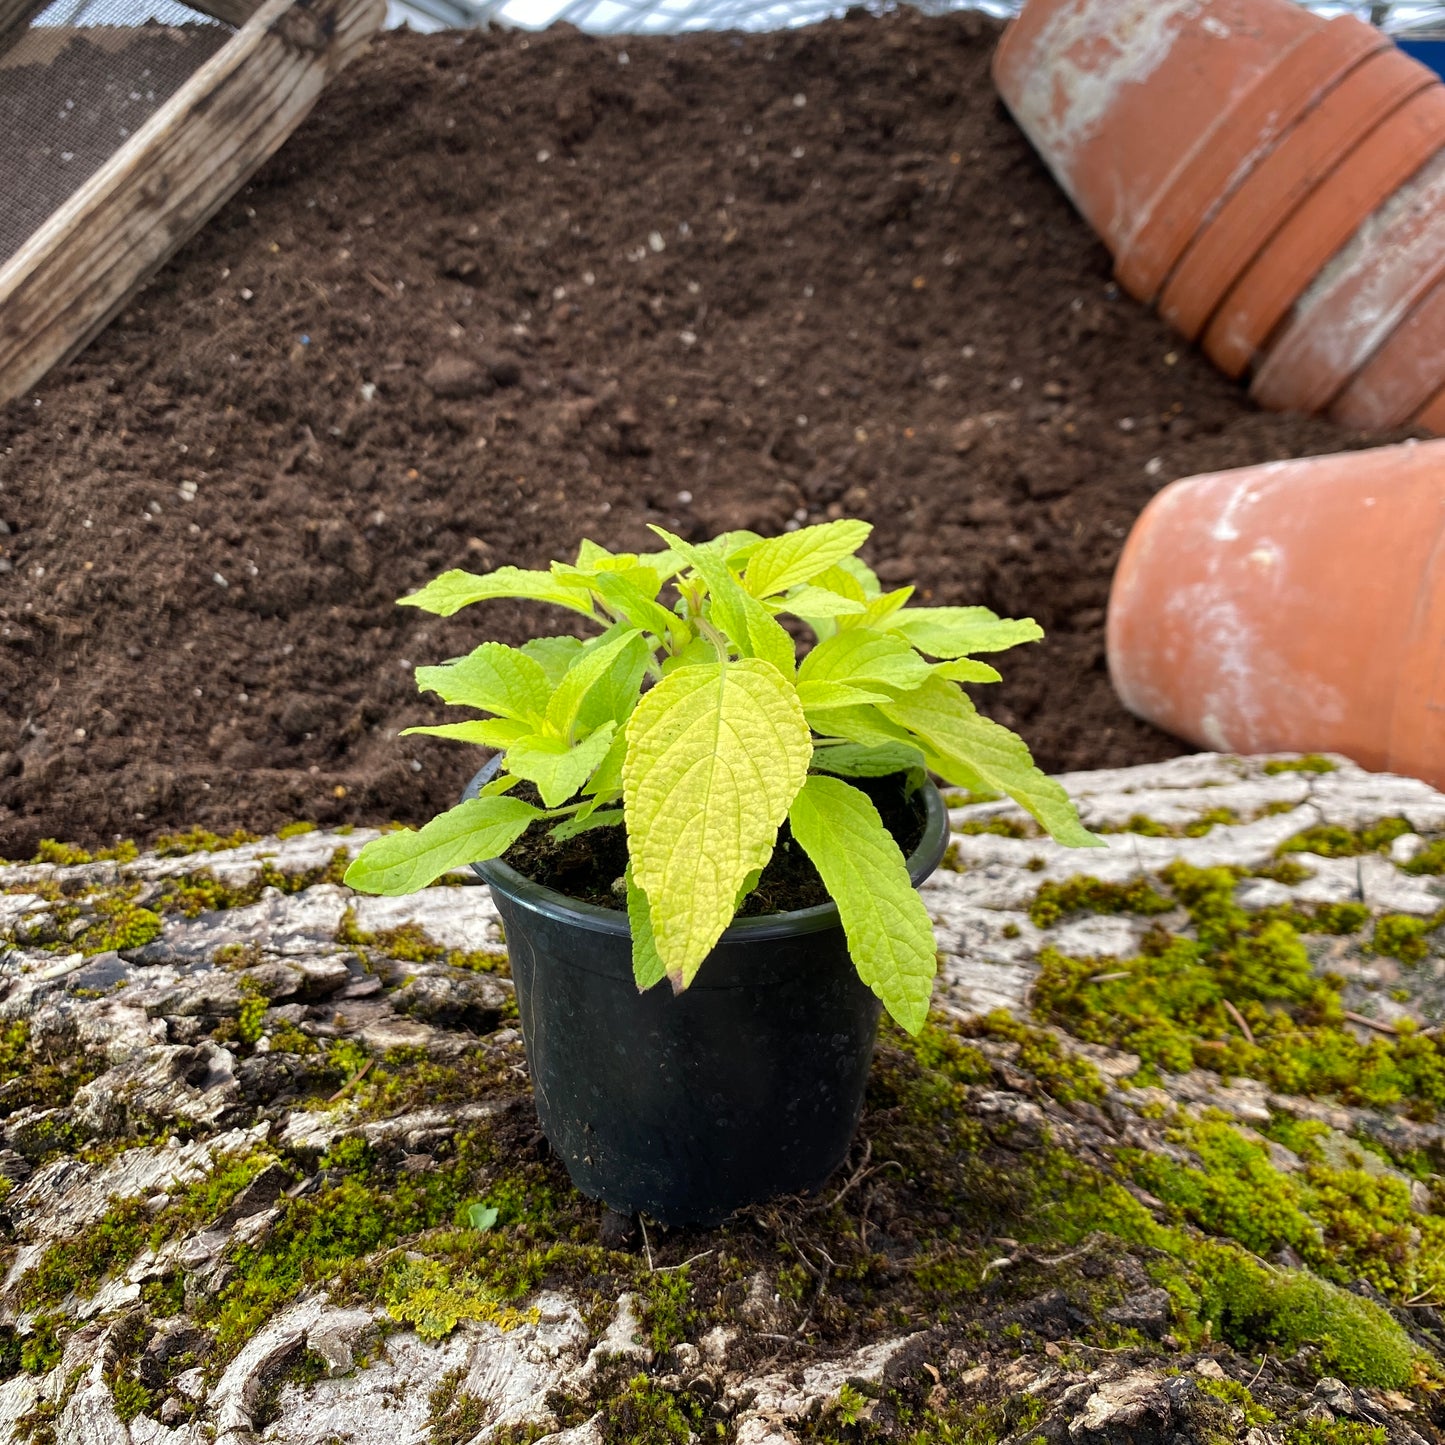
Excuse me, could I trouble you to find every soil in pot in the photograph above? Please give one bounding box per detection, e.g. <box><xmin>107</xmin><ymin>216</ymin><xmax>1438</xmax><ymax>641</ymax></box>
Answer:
<box><xmin>500</xmin><ymin>771</ymin><xmax>927</xmax><ymax>914</ymax></box>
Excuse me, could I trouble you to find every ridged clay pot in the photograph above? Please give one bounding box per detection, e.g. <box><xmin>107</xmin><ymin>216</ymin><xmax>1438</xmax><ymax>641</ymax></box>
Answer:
<box><xmin>1334</xmin><ymin>276</ymin><xmax>1445</xmax><ymax>430</ymax></box>
<box><xmin>992</xmin><ymin>0</ymin><xmax>1323</xmax><ymax>262</ymax></box>
<box><xmin>1106</xmin><ymin>440</ymin><xmax>1445</xmax><ymax>789</ymax></box>
<box><xmin>1115</xmin><ymin>14</ymin><xmax>1388</xmax><ymax>306</ymax></box>
<box><xmin>1253</xmin><ymin>150</ymin><xmax>1445</xmax><ymax>418</ymax></box>
<box><xmin>1157</xmin><ymin>44</ymin><xmax>1438</xmax><ymax>347</ymax></box>
<box><xmin>1202</xmin><ymin>82</ymin><xmax>1445</xmax><ymax>378</ymax></box>
<box><xmin>1416</xmin><ymin>377</ymin><xmax>1445</xmax><ymax>437</ymax></box>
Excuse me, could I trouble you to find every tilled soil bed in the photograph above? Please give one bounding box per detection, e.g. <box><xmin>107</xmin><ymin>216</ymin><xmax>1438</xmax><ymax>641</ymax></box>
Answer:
<box><xmin>0</xmin><ymin>7</ymin><xmax>1391</xmax><ymax>856</ymax></box>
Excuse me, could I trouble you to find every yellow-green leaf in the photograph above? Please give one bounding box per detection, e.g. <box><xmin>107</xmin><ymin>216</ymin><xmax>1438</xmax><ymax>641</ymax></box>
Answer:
<box><xmin>744</xmin><ymin>519</ymin><xmax>872</xmax><ymax>597</ymax></box>
<box><xmin>400</xmin><ymin>719</ymin><xmax>533</xmax><ymax>748</ymax></box>
<box><xmin>344</xmin><ymin>796</ymin><xmax>540</xmax><ymax>894</ymax></box>
<box><xmin>399</xmin><ymin>567</ymin><xmax>597</xmax><ymax>618</ymax></box>
<box><xmin>507</xmin><ymin>723</ymin><xmax>618</xmax><ymax>807</ymax></box>
<box><xmin>811</xmin><ymin>705</ymin><xmax>918</xmax><ymax>750</ymax></box>
<box><xmin>797</xmin><ymin>680</ymin><xmax>893</xmax><ymax>713</ymax></box>
<box><xmin>879</xmin><ymin>677</ymin><xmax>1099</xmax><ymax>847</ymax></box>
<box><xmin>788</xmin><ymin>774</ymin><xmax>936</xmax><ymax>1033</ymax></box>
<box><xmin>933</xmin><ymin>659</ymin><xmax>1004</xmax><ymax>685</ymax></box>
<box><xmin>651</xmin><ymin>526</ymin><xmax>795</xmax><ymax>676</ymax></box>
<box><xmin>797</xmin><ymin>628</ymin><xmax>932</xmax><ymax>694</ymax></box>
<box><xmin>546</xmin><ymin>629</ymin><xmax>646</xmax><ymax>739</ymax></box>
<box><xmin>775</xmin><ymin>586</ymin><xmax>867</xmax><ymax>618</ymax></box>
<box><xmin>809</xmin><ymin>742</ymin><xmax>927</xmax><ymax>777</ymax></box>
<box><xmin>834</xmin><ymin>554</ymin><xmax>882</xmax><ymax>598</ymax></box>
<box><xmin>520</xmin><ymin>636</ymin><xmax>585</xmax><ymax>688</ymax></box>
<box><xmin>623</xmin><ymin>658</ymin><xmax>811</xmax><ymax>986</ymax></box>
<box><xmin>626</xmin><ymin>864</ymin><xmax>667</xmax><ymax>991</ymax></box>
<box><xmin>888</xmin><ymin>607</ymin><xmax>1043</xmax><ymax>658</ymax></box>
<box><xmin>839</xmin><ymin>587</ymin><xmax>914</xmax><ymax>632</ymax></box>
<box><xmin>591</xmin><ymin>570</ymin><xmax>691</xmax><ymax>650</ymax></box>
<box><xmin>583</xmin><ymin>725</ymin><xmax>628</xmax><ymax>800</ymax></box>
<box><xmin>415</xmin><ymin>644</ymin><xmax>552</xmax><ymax>724</ymax></box>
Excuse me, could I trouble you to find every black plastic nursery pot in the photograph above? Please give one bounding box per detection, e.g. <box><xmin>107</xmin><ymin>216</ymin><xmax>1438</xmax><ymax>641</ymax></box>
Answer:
<box><xmin>463</xmin><ymin>763</ymin><xmax>950</xmax><ymax>1227</ymax></box>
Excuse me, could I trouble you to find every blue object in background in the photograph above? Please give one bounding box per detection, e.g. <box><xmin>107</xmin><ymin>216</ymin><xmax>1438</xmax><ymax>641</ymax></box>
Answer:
<box><xmin>1400</xmin><ymin>40</ymin><xmax>1445</xmax><ymax>80</ymax></box>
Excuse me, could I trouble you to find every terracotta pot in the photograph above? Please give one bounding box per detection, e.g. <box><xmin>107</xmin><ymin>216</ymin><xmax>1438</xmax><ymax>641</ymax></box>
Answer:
<box><xmin>992</xmin><ymin>0</ymin><xmax>1324</xmax><ymax>261</ymax></box>
<box><xmin>1158</xmin><ymin>45</ymin><xmax>1438</xmax><ymax>346</ymax></box>
<box><xmin>1252</xmin><ymin>150</ymin><xmax>1445</xmax><ymax>418</ymax></box>
<box><xmin>1336</xmin><ymin>276</ymin><xmax>1445</xmax><ymax>430</ymax></box>
<box><xmin>1416</xmin><ymin>376</ymin><xmax>1445</xmax><ymax>437</ymax></box>
<box><xmin>1107</xmin><ymin>440</ymin><xmax>1445</xmax><ymax>788</ymax></box>
<box><xmin>1202</xmin><ymin>83</ymin><xmax>1445</xmax><ymax>378</ymax></box>
<box><xmin>1116</xmin><ymin>15</ymin><xmax>1388</xmax><ymax>306</ymax></box>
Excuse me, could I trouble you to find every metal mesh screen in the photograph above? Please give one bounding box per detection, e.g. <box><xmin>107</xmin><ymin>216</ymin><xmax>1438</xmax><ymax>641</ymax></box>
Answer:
<box><xmin>454</xmin><ymin>0</ymin><xmax>1445</xmax><ymax>38</ymax></box>
<box><xmin>0</xmin><ymin>0</ymin><xmax>231</xmax><ymax>267</ymax></box>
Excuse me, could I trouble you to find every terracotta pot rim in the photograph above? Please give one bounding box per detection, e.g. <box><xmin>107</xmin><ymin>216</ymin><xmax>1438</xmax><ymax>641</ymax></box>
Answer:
<box><xmin>1253</xmin><ymin>149</ymin><xmax>1445</xmax><ymax>417</ymax></box>
<box><xmin>1158</xmin><ymin>46</ymin><xmax>1436</xmax><ymax>344</ymax></box>
<box><xmin>1204</xmin><ymin>82</ymin><xmax>1445</xmax><ymax>378</ymax></box>
<box><xmin>1115</xmin><ymin>14</ymin><xmax>1389</xmax><ymax>305</ymax></box>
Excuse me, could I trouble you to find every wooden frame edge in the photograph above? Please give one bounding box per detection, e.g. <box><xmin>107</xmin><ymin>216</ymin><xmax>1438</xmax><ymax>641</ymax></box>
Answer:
<box><xmin>0</xmin><ymin>0</ymin><xmax>384</xmax><ymax>407</ymax></box>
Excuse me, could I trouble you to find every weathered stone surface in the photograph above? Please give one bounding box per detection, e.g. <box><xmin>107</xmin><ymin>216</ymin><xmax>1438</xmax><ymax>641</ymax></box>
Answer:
<box><xmin>0</xmin><ymin>754</ymin><xmax>1443</xmax><ymax>1443</ymax></box>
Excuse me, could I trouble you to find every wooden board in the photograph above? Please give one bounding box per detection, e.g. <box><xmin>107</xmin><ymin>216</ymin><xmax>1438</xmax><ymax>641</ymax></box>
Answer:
<box><xmin>0</xmin><ymin>0</ymin><xmax>383</xmax><ymax>407</ymax></box>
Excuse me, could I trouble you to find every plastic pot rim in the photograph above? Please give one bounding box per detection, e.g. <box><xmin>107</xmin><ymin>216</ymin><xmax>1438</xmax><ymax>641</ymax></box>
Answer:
<box><xmin>462</xmin><ymin>759</ymin><xmax>950</xmax><ymax>944</ymax></box>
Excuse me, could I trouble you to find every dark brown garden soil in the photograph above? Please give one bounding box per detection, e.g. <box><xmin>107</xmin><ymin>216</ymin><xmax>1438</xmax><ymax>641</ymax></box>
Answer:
<box><xmin>0</xmin><ymin>8</ymin><xmax>1399</xmax><ymax>858</ymax></box>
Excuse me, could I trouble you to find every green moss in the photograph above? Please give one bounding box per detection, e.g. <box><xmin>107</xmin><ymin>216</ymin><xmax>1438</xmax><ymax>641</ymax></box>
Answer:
<box><xmin>954</xmin><ymin>817</ymin><xmax>1037</xmax><ymax>839</ymax></box>
<box><xmin>1371</xmin><ymin>913</ymin><xmax>1438</xmax><ymax>965</ymax></box>
<box><xmin>1183</xmin><ymin>807</ymin><xmax>1240</xmax><ymax>837</ymax></box>
<box><xmin>638</xmin><ymin>1268</ymin><xmax>696</xmax><ymax>1352</ymax></box>
<box><xmin>1031</xmin><ymin>861</ymin><xmax>1445</xmax><ymax>1109</ymax></box>
<box><xmin>1264</xmin><ymin>756</ymin><xmax>1337</xmax><ymax>776</ymax></box>
<box><xmin>1121</xmin><ymin>1106</ymin><xmax>1445</xmax><ymax>1312</ymax></box>
<box><xmin>103</xmin><ymin>1315</ymin><xmax>154</xmax><ymax>1424</ymax></box>
<box><xmin>25</xmin><ymin>838</ymin><xmax>138</xmax><ymax>866</ymax></box>
<box><xmin>152</xmin><ymin>827</ymin><xmax>260</xmax><ymax>857</ymax></box>
<box><xmin>383</xmin><ymin>1257</ymin><xmax>536</xmax><ymax>1341</ymax></box>
<box><xmin>602</xmin><ymin>1375</ymin><xmax>702</xmax><ymax>1445</ymax></box>
<box><xmin>141</xmin><ymin>1271</ymin><xmax>187</xmax><ymax>1318</ymax></box>
<box><xmin>428</xmin><ymin>1366</ymin><xmax>490</xmax><ymax>1445</ymax></box>
<box><xmin>269</xmin><ymin>1020</ymin><xmax>318</xmax><ymax>1055</ymax></box>
<box><xmin>19</xmin><ymin>1315</ymin><xmax>62</xmax><ymax>1374</ymax></box>
<box><xmin>1291</xmin><ymin>901</ymin><xmax>1370</xmax><ymax>935</ymax></box>
<box><xmin>1250</xmin><ymin>860</ymin><xmax>1315</xmax><ymax>887</ymax></box>
<box><xmin>963</xmin><ymin>1011</ymin><xmax>1105</xmax><ymax>1103</ymax></box>
<box><xmin>277</xmin><ymin>821</ymin><xmax>318</xmax><ymax>840</ymax></box>
<box><xmin>1289</xmin><ymin>1423</ymin><xmax>1386</xmax><ymax>1445</ymax></box>
<box><xmin>159</xmin><ymin>849</ymin><xmax>350</xmax><ymax>919</ymax></box>
<box><xmin>1277</xmin><ymin>819</ymin><xmax>1410</xmax><ymax>859</ymax></box>
<box><xmin>1195</xmin><ymin>1377</ymin><xmax>1276</xmax><ymax>1426</ymax></box>
<box><xmin>335</xmin><ymin>908</ymin><xmax>509</xmax><ymax>975</ymax></box>
<box><xmin>236</xmin><ymin>993</ymin><xmax>268</xmax><ymax>1046</ymax></box>
<box><xmin>30</xmin><ymin>840</ymin><xmax>94</xmax><ymax>867</ymax></box>
<box><xmin>18</xmin><ymin>1198</ymin><xmax>150</xmax><ymax>1309</ymax></box>
<box><xmin>814</xmin><ymin>1388</ymin><xmax>1046</xmax><ymax>1445</ymax></box>
<box><xmin>1028</xmin><ymin>875</ymin><xmax>1175</xmax><ymax>930</ymax></box>
<box><xmin>1097</xmin><ymin>814</ymin><xmax>1176</xmax><ymax>838</ymax></box>
<box><xmin>1402</xmin><ymin>839</ymin><xmax>1445</xmax><ymax>875</ymax></box>
<box><xmin>18</xmin><ymin>1152</ymin><xmax>281</xmax><ymax>1310</ymax></box>
<box><xmin>77</xmin><ymin>892</ymin><xmax>162</xmax><ymax>955</ymax></box>
<box><xmin>213</xmin><ymin>941</ymin><xmax>261</xmax><ymax>968</ymax></box>
<box><xmin>1035</xmin><ymin>1157</ymin><xmax>1420</xmax><ymax>1388</ymax></box>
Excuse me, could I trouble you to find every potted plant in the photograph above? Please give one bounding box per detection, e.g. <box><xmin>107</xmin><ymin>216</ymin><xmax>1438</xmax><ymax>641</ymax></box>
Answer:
<box><xmin>346</xmin><ymin>519</ymin><xmax>1098</xmax><ymax>1223</ymax></box>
